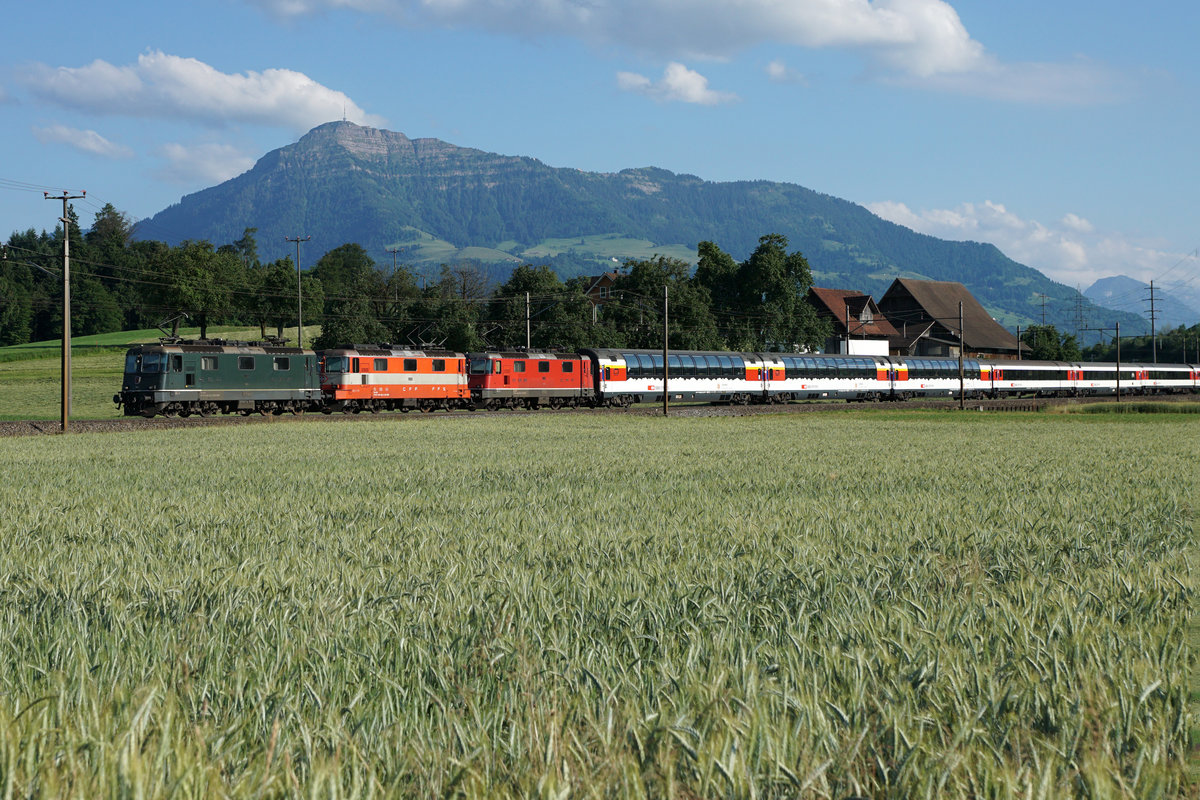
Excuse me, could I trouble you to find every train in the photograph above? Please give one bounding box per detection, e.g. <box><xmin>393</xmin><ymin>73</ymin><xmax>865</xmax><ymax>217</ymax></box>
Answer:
<box><xmin>114</xmin><ymin>338</ymin><xmax>1200</xmax><ymax>418</ymax></box>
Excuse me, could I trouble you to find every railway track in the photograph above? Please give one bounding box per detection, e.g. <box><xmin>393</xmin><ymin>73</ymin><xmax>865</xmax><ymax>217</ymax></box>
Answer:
<box><xmin>1</xmin><ymin>394</ymin><xmax>1173</xmax><ymax>437</ymax></box>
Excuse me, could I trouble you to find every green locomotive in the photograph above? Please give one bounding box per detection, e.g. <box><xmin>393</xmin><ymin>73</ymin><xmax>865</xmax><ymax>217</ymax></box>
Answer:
<box><xmin>114</xmin><ymin>339</ymin><xmax>321</xmax><ymax>417</ymax></box>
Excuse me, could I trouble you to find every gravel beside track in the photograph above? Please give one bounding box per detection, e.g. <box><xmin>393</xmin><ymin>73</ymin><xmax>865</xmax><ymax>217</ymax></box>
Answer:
<box><xmin>0</xmin><ymin>394</ymin><xmax>1153</xmax><ymax>437</ymax></box>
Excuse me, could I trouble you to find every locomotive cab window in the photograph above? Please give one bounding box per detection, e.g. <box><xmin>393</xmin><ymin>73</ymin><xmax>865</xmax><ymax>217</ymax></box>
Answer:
<box><xmin>325</xmin><ymin>357</ymin><xmax>347</xmax><ymax>373</ymax></box>
<box><xmin>141</xmin><ymin>353</ymin><xmax>164</xmax><ymax>373</ymax></box>
<box><xmin>469</xmin><ymin>358</ymin><xmax>490</xmax><ymax>374</ymax></box>
<box><xmin>274</xmin><ymin>357</ymin><xmax>291</xmax><ymax>371</ymax></box>
<box><xmin>171</xmin><ymin>355</ymin><xmax>183</xmax><ymax>372</ymax></box>
<box><xmin>125</xmin><ymin>354</ymin><xmax>140</xmax><ymax>373</ymax></box>
<box><xmin>238</xmin><ymin>356</ymin><xmax>254</xmax><ymax>371</ymax></box>
<box><xmin>561</xmin><ymin>361</ymin><xmax>573</xmax><ymax>373</ymax></box>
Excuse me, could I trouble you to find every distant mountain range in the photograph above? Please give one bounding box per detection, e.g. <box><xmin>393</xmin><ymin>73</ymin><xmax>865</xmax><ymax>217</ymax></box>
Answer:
<box><xmin>137</xmin><ymin>120</ymin><xmax>1150</xmax><ymax>335</ymax></box>
<box><xmin>1085</xmin><ymin>276</ymin><xmax>1199</xmax><ymax>331</ymax></box>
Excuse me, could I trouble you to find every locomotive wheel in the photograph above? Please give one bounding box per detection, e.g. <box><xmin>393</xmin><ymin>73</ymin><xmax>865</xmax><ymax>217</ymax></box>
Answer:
<box><xmin>549</xmin><ymin>398</ymin><xmax>562</xmax><ymax>410</ymax></box>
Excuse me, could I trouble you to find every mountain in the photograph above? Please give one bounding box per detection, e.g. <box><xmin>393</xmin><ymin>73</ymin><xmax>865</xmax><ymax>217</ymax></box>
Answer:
<box><xmin>137</xmin><ymin>121</ymin><xmax>1145</xmax><ymax>336</ymax></box>
<box><xmin>1085</xmin><ymin>275</ymin><xmax>1199</xmax><ymax>330</ymax></box>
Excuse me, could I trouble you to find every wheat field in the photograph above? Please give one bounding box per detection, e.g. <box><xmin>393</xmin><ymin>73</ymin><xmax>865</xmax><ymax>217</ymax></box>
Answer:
<box><xmin>0</xmin><ymin>413</ymin><xmax>1194</xmax><ymax>798</ymax></box>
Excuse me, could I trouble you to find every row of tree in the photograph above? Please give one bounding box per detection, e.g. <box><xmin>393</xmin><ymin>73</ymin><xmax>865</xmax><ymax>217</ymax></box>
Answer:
<box><xmin>5</xmin><ymin>203</ymin><xmax>1197</xmax><ymax>360</ymax></box>
<box><xmin>0</xmin><ymin>204</ymin><xmax>832</xmax><ymax>353</ymax></box>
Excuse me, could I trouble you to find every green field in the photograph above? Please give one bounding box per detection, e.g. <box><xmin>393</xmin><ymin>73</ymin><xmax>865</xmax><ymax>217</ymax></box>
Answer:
<box><xmin>0</xmin><ymin>414</ymin><xmax>1194</xmax><ymax>797</ymax></box>
<box><xmin>0</xmin><ymin>327</ymin><xmax>320</xmax><ymax>420</ymax></box>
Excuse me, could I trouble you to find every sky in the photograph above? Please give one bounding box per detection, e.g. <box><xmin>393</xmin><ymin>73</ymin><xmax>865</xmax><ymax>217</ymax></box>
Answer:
<box><xmin>2</xmin><ymin>0</ymin><xmax>1198</xmax><ymax>310</ymax></box>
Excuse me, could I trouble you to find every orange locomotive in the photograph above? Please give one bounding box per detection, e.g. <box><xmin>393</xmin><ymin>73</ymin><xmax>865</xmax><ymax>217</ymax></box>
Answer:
<box><xmin>320</xmin><ymin>345</ymin><xmax>469</xmax><ymax>413</ymax></box>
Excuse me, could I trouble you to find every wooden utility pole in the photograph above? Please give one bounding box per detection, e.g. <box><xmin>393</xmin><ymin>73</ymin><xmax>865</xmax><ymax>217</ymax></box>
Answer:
<box><xmin>958</xmin><ymin>301</ymin><xmax>965</xmax><ymax>410</ymax></box>
<box><xmin>526</xmin><ymin>291</ymin><xmax>531</xmax><ymax>350</ymax></box>
<box><xmin>45</xmin><ymin>190</ymin><xmax>85</xmax><ymax>432</ymax></box>
<box><xmin>285</xmin><ymin>235</ymin><xmax>311</xmax><ymax>347</ymax></box>
<box><xmin>662</xmin><ymin>285</ymin><xmax>669</xmax><ymax>417</ymax></box>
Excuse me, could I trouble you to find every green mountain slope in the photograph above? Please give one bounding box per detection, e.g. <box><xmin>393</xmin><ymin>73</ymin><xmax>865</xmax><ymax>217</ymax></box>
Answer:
<box><xmin>137</xmin><ymin>121</ymin><xmax>1145</xmax><ymax>334</ymax></box>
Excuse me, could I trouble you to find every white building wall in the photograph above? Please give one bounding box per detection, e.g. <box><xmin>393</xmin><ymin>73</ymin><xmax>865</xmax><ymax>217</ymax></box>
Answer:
<box><xmin>829</xmin><ymin>339</ymin><xmax>890</xmax><ymax>356</ymax></box>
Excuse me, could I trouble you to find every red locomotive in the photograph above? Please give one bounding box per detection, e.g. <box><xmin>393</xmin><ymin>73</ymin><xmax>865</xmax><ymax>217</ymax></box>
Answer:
<box><xmin>467</xmin><ymin>350</ymin><xmax>595</xmax><ymax>410</ymax></box>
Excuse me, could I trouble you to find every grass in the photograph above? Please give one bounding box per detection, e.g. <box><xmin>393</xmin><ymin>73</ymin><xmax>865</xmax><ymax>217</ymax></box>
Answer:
<box><xmin>0</xmin><ymin>326</ymin><xmax>321</xmax><ymax>420</ymax></box>
<box><xmin>0</xmin><ymin>348</ymin><xmax>126</xmax><ymax>419</ymax></box>
<box><xmin>0</xmin><ymin>413</ymin><xmax>1194</xmax><ymax>798</ymax></box>
<box><xmin>1050</xmin><ymin>401</ymin><xmax>1200</xmax><ymax>415</ymax></box>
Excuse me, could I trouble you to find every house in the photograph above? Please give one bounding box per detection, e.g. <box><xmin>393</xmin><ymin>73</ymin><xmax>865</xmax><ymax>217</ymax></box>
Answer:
<box><xmin>582</xmin><ymin>271</ymin><xmax>620</xmax><ymax>310</ymax></box>
<box><xmin>877</xmin><ymin>278</ymin><xmax>1024</xmax><ymax>359</ymax></box>
<box><xmin>805</xmin><ymin>287</ymin><xmax>899</xmax><ymax>356</ymax></box>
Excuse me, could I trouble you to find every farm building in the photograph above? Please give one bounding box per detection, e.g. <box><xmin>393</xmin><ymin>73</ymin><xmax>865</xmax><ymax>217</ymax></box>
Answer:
<box><xmin>805</xmin><ymin>287</ymin><xmax>899</xmax><ymax>356</ymax></box>
<box><xmin>877</xmin><ymin>278</ymin><xmax>1024</xmax><ymax>359</ymax></box>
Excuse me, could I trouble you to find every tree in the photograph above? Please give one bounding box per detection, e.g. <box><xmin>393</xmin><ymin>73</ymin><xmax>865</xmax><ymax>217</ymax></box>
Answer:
<box><xmin>1022</xmin><ymin>324</ymin><xmax>1081</xmax><ymax>361</ymax></box>
<box><xmin>312</xmin><ymin>244</ymin><xmax>386</xmax><ymax>348</ymax></box>
<box><xmin>484</xmin><ymin>263</ymin><xmax>596</xmax><ymax>350</ymax></box>
<box><xmin>159</xmin><ymin>241</ymin><xmax>239</xmax><ymax>339</ymax></box>
<box><xmin>736</xmin><ymin>233</ymin><xmax>827</xmax><ymax>351</ymax></box>
<box><xmin>692</xmin><ymin>241</ymin><xmax>748</xmax><ymax>346</ymax></box>
<box><xmin>248</xmin><ymin>258</ymin><xmax>298</xmax><ymax>339</ymax></box>
<box><xmin>600</xmin><ymin>256</ymin><xmax>721</xmax><ymax>350</ymax></box>
<box><xmin>0</xmin><ymin>274</ymin><xmax>33</xmax><ymax>346</ymax></box>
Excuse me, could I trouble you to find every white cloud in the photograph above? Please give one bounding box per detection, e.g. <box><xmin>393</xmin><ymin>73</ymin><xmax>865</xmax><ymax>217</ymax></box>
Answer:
<box><xmin>246</xmin><ymin>0</ymin><xmax>1119</xmax><ymax>104</ymax></box>
<box><xmin>867</xmin><ymin>199</ymin><xmax>1187</xmax><ymax>290</ymax></box>
<box><xmin>156</xmin><ymin>142</ymin><xmax>257</xmax><ymax>185</ymax></box>
<box><xmin>889</xmin><ymin>56</ymin><xmax>1126</xmax><ymax>105</ymax></box>
<box><xmin>32</xmin><ymin>124</ymin><xmax>135</xmax><ymax>159</ymax></box>
<box><xmin>766</xmin><ymin>60</ymin><xmax>807</xmax><ymax>86</ymax></box>
<box><xmin>24</xmin><ymin>51</ymin><xmax>385</xmax><ymax>133</ymax></box>
<box><xmin>1060</xmin><ymin>213</ymin><xmax>1094</xmax><ymax>234</ymax></box>
<box><xmin>617</xmin><ymin>63</ymin><xmax>737</xmax><ymax>105</ymax></box>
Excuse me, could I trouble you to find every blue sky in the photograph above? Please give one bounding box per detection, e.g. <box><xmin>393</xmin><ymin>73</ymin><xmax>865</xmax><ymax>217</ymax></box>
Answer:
<box><xmin>2</xmin><ymin>0</ymin><xmax>1197</xmax><ymax>302</ymax></box>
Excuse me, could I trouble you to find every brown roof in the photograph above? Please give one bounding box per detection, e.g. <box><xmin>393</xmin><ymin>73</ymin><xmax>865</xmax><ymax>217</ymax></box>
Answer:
<box><xmin>878</xmin><ymin>278</ymin><xmax>1019</xmax><ymax>352</ymax></box>
<box><xmin>806</xmin><ymin>287</ymin><xmax>899</xmax><ymax>338</ymax></box>
<box><xmin>583</xmin><ymin>272</ymin><xmax>619</xmax><ymax>295</ymax></box>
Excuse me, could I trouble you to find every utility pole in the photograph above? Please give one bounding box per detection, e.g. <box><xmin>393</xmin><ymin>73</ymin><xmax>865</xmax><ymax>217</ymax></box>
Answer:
<box><xmin>1016</xmin><ymin>324</ymin><xmax>1022</xmax><ymax>361</ymax></box>
<box><xmin>1146</xmin><ymin>280</ymin><xmax>1158</xmax><ymax>364</ymax></box>
<box><xmin>45</xmin><ymin>190</ymin><xmax>85</xmax><ymax>433</ymax></box>
<box><xmin>844</xmin><ymin>301</ymin><xmax>850</xmax><ymax>353</ymax></box>
<box><xmin>385</xmin><ymin>246</ymin><xmax>400</xmax><ymax>275</ymax></box>
<box><xmin>1036</xmin><ymin>293</ymin><xmax>1048</xmax><ymax>326</ymax></box>
<box><xmin>1115</xmin><ymin>321</ymin><xmax>1121</xmax><ymax>402</ymax></box>
<box><xmin>662</xmin><ymin>285</ymin><xmax>669</xmax><ymax>418</ymax></box>
<box><xmin>526</xmin><ymin>291</ymin><xmax>531</xmax><ymax>350</ymax></box>
<box><xmin>1073</xmin><ymin>287</ymin><xmax>1085</xmax><ymax>340</ymax></box>
<box><xmin>958</xmin><ymin>301</ymin><xmax>965</xmax><ymax>410</ymax></box>
<box><xmin>285</xmin><ymin>235</ymin><xmax>311</xmax><ymax>347</ymax></box>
